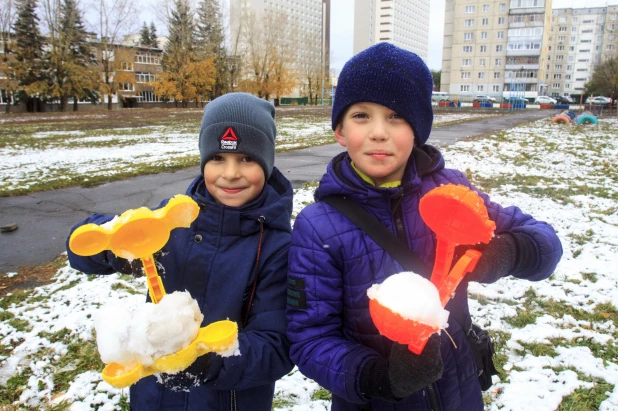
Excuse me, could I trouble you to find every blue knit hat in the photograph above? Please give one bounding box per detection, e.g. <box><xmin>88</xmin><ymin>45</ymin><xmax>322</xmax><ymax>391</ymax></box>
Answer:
<box><xmin>199</xmin><ymin>92</ymin><xmax>276</xmax><ymax>179</ymax></box>
<box><xmin>332</xmin><ymin>43</ymin><xmax>434</xmax><ymax>146</ymax></box>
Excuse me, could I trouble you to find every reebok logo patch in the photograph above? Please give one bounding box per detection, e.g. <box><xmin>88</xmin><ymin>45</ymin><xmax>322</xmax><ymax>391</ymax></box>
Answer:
<box><xmin>220</xmin><ymin>127</ymin><xmax>238</xmax><ymax>151</ymax></box>
<box><xmin>287</xmin><ymin>277</ymin><xmax>307</xmax><ymax>309</ymax></box>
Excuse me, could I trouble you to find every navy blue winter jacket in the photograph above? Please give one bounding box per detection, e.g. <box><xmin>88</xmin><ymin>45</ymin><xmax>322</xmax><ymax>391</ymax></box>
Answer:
<box><xmin>67</xmin><ymin>168</ymin><xmax>294</xmax><ymax>411</ymax></box>
<box><xmin>286</xmin><ymin>147</ymin><xmax>562</xmax><ymax>411</ymax></box>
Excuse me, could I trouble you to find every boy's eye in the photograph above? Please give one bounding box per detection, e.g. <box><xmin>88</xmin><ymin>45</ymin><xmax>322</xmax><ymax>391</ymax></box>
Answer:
<box><xmin>351</xmin><ymin>113</ymin><xmax>368</xmax><ymax>119</ymax></box>
<box><xmin>211</xmin><ymin>155</ymin><xmax>224</xmax><ymax>162</ymax></box>
<box><xmin>241</xmin><ymin>156</ymin><xmax>255</xmax><ymax>163</ymax></box>
<box><xmin>391</xmin><ymin>113</ymin><xmax>403</xmax><ymax>120</ymax></box>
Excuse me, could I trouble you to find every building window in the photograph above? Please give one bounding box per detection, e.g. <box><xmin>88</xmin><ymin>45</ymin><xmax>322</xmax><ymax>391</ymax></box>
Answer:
<box><xmin>565</xmin><ymin>84</ymin><xmax>571</xmax><ymax>89</ymax></box>
<box><xmin>480</xmin><ymin>45</ymin><xmax>487</xmax><ymax>52</ymax></box>
<box><xmin>465</xmin><ymin>19</ymin><xmax>475</xmax><ymax>26</ymax></box>
<box><xmin>477</xmin><ymin>85</ymin><xmax>484</xmax><ymax>91</ymax></box>
<box><xmin>557</xmin><ymin>45</ymin><xmax>564</xmax><ymax>51</ymax></box>
<box><xmin>135</xmin><ymin>72</ymin><xmax>157</xmax><ymax>83</ymax></box>
<box><xmin>135</xmin><ymin>52</ymin><xmax>160</xmax><ymax>65</ymax></box>
<box><xmin>499</xmin><ymin>3</ymin><xmax>506</xmax><ymax>12</ymax></box>
<box><xmin>553</xmin><ymin>74</ymin><xmax>562</xmax><ymax>79</ymax></box>
<box><xmin>481</xmin><ymin>31</ymin><xmax>488</xmax><ymax>39</ymax></box>
<box><xmin>461</xmin><ymin>85</ymin><xmax>470</xmax><ymax>92</ymax></box>
<box><xmin>553</xmin><ymin>83</ymin><xmax>560</xmax><ymax>88</ymax></box>
<box><xmin>465</xmin><ymin>6</ymin><xmax>475</xmax><ymax>13</ymax></box>
<box><xmin>497</xmin><ymin>31</ymin><xmax>504</xmax><ymax>39</ymax></box>
<box><xmin>556</xmin><ymin>55</ymin><xmax>564</xmax><ymax>60</ymax></box>
<box><xmin>121</xmin><ymin>62</ymin><xmax>134</xmax><ymax>71</ymax></box>
<box><xmin>493</xmin><ymin>85</ymin><xmax>500</xmax><ymax>92</ymax></box>
<box><xmin>461</xmin><ymin>72</ymin><xmax>471</xmax><ymax>79</ymax></box>
<box><xmin>464</xmin><ymin>32</ymin><xmax>474</xmax><ymax>40</ymax></box>
<box><xmin>555</xmin><ymin>64</ymin><xmax>562</xmax><ymax>70</ymax></box>
<box><xmin>498</xmin><ymin>17</ymin><xmax>505</xmax><ymax>24</ymax></box>
<box><xmin>495</xmin><ymin>58</ymin><xmax>502</xmax><ymax>66</ymax></box>
<box><xmin>494</xmin><ymin>72</ymin><xmax>501</xmax><ymax>79</ymax></box>
<box><xmin>558</xmin><ymin>36</ymin><xmax>566</xmax><ymax>41</ymax></box>
<box><xmin>479</xmin><ymin>58</ymin><xmax>486</xmax><ymax>66</ymax></box>
<box><xmin>482</xmin><ymin>18</ymin><xmax>489</xmax><ymax>25</ymax></box>
<box><xmin>559</xmin><ymin>17</ymin><xmax>566</xmax><ymax>23</ymax></box>
<box><xmin>478</xmin><ymin>72</ymin><xmax>485</xmax><ymax>79</ymax></box>
<box><xmin>559</xmin><ymin>26</ymin><xmax>567</xmax><ymax>32</ymax></box>
<box><xmin>119</xmin><ymin>82</ymin><xmax>134</xmax><ymax>91</ymax></box>
<box><xmin>462</xmin><ymin>59</ymin><xmax>472</xmax><ymax>66</ymax></box>
<box><xmin>463</xmin><ymin>46</ymin><xmax>473</xmax><ymax>53</ymax></box>
<box><xmin>496</xmin><ymin>45</ymin><xmax>503</xmax><ymax>52</ymax></box>
<box><xmin>483</xmin><ymin>4</ymin><xmax>490</xmax><ymax>12</ymax></box>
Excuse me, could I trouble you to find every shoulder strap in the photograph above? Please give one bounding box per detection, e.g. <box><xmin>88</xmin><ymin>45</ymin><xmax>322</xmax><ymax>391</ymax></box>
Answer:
<box><xmin>321</xmin><ymin>195</ymin><xmax>470</xmax><ymax>329</ymax></box>
<box><xmin>321</xmin><ymin>196</ymin><xmax>432</xmax><ymax>279</ymax></box>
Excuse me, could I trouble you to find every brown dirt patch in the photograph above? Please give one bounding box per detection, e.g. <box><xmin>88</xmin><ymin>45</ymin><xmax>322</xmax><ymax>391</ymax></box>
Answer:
<box><xmin>0</xmin><ymin>255</ymin><xmax>67</xmax><ymax>299</ymax></box>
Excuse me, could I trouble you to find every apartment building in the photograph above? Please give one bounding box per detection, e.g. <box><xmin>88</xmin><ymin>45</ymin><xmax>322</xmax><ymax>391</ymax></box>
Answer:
<box><xmin>441</xmin><ymin>0</ymin><xmax>552</xmax><ymax>100</ymax></box>
<box><xmin>353</xmin><ymin>0</ymin><xmax>430</xmax><ymax>60</ymax></box>
<box><xmin>229</xmin><ymin>0</ymin><xmax>330</xmax><ymax>91</ymax></box>
<box><xmin>545</xmin><ymin>6</ymin><xmax>618</xmax><ymax>99</ymax></box>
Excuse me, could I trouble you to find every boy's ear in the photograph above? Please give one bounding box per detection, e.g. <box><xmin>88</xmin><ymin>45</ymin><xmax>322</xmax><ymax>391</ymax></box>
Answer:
<box><xmin>334</xmin><ymin>124</ymin><xmax>347</xmax><ymax>147</ymax></box>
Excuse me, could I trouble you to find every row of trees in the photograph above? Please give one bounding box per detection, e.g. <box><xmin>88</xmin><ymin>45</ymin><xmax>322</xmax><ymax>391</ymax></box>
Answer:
<box><xmin>0</xmin><ymin>0</ymin><xmax>329</xmax><ymax>112</ymax></box>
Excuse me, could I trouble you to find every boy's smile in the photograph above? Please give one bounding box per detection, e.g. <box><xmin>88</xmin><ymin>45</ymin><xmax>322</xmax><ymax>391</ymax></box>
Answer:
<box><xmin>335</xmin><ymin>102</ymin><xmax>415</xmax><ymax>186</ymax></box>
<box><xmin>204</xmin><ymin>153</ymin><xmax>265</xmax><ymax>207</ymax></box>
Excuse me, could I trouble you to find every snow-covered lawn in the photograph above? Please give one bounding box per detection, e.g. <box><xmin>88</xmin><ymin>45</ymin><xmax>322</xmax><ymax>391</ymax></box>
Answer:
<box><xmin>0</xmin><ymin>110</ymin><xmax>499</xmax><ymax>196</ymax></box>
<box><xmin>2</xmin><ymin>117</ymin><xmax>616</xmax><ymax>410</ymax></box>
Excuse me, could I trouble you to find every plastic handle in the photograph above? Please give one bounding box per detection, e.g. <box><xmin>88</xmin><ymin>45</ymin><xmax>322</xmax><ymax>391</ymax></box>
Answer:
<box><xmin>142</xmin><ymin>255</ymin><xmax>166</xmax><ymax>304</ymax></box>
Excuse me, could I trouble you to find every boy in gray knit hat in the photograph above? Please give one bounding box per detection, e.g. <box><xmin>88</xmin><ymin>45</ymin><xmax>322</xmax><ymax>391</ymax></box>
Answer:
<box><xmin>67</xmin><ymin>92</ymin><xmax>294</xmax><ymax>410</ymax></box>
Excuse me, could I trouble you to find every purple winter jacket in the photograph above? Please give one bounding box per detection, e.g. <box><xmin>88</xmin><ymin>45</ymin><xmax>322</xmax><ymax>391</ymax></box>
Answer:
<box><xmin>286</xmin><ymin>146</ymin><xmax>562</xmax><ymax>411</ymax></box>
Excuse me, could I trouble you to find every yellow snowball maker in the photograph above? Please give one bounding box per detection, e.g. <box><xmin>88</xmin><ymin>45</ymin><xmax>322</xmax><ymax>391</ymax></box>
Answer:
<box><xmin>69</xmin><ymin>194</ymin><xmax>200</xmax><ymax>303</ymax></box>
<box><xmin>102</xmin><ymin>320</ymin><xmax>238</xmax><ymax>388</ymax></box>
<box><xmin>68</xmin><ymin>195</ymin><xmax>239</xmax><ymax>388</ymax></box>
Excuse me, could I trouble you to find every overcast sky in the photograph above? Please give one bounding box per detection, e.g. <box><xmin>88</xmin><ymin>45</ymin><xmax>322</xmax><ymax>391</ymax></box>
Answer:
<box><xmin>330</xmin><ymin>0</ymin><xmax>618</xmax><ymax>72</ymax></box>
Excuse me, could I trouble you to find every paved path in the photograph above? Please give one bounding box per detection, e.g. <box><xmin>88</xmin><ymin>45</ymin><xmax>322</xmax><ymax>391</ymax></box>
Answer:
<box><xmin>0</xmin><ymin>109</ymin><xmax>554</xmax><ymax>273</ymax></box>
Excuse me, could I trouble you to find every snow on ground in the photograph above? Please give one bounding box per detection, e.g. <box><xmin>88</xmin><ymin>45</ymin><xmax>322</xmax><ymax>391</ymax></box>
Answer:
<box><xmin>1</xmin><ymin>116</ymin><xmax>617</xmax><ymax>410</ymax></box>
<box><xmin>0</xmin><ymin>111</ymin><xmax>496</xmax><ymax>194</ymax></box>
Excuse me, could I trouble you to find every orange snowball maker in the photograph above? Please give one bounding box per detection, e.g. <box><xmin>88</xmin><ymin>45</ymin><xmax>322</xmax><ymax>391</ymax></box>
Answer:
<box><xmin>369</xmin><ymin>184</ymin><xmax>496</xmax><ymax>354</ymax></box>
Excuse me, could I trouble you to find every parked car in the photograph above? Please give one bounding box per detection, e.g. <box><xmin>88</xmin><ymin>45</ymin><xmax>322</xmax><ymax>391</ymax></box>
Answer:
<box><xmin>534</xmin><ymin>96</ymin><xmax>557</xmax><ymax>105</ymax></box>
<box><xmin>505</xmin><ymin>96</ymin><xmax>527</xmax><ymax>104</ymax></box>
<box><xmin>585</xmin><ymin>96</ymin><xmax>611</xmax><ymax>105</ymax></box>
<box><xmin>555</xmin><ymin>96</ymin><xmax>573</xmax><ymax>105</ymax></box>
<box><xmin>431</xmin><ymin>91</ymin><xmax>450</xmax><ymax>102</ymax></box>
<box><xmin>473</xmin><ymin>95</ymin><xmax>497</xmax><ymax>103</ymax></box>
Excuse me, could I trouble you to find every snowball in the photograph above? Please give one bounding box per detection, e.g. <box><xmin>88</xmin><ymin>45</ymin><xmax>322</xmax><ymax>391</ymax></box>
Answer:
<box><xmin>94</xmin><ymin>291</ymin><xmax>204</xmax><ymax>367</ymax></box>
<box><xmin>367</xmin><ymin>272</ymin><xmax>450</xmax><ymax>328</ymax></box>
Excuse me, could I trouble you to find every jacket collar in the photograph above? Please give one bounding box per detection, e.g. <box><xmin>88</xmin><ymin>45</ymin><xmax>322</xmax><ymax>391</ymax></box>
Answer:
<box><xmin>187</xmin><ymin>167</ymin><xmax>293</xmax><ymax>235</ymax></box>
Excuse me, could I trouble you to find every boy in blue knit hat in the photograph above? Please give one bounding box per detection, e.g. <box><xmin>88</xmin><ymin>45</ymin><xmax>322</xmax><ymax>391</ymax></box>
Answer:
<box><xmin>286</xmin><ymin>43</ymin><xmax>562</xmax><ymax>410</ymax></box>
<box><xmin>67</xmin><ymin>93</ymin><xmax>294</xmax><ymax>411</ymax></box>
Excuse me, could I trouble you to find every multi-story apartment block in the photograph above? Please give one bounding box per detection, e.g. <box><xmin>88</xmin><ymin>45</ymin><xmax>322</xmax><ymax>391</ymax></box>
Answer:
<box><xmin>353</xmin><ymin>0</ymin><xmax>430</xmax><ymax>60</ymax></box>
<box><xmin>441</xmin><ymin>0</ymin><xmax>552</xmax><ymax>100</ymax></box>
<box><xmin>229</xmin><ymin>0</ymin><xmax>330</xmax><ymax>94</ymax></box>
<box><xmin>546</xmin><ymin>6</ymin><xmax>618</xmax><ymax>99</ymax></box>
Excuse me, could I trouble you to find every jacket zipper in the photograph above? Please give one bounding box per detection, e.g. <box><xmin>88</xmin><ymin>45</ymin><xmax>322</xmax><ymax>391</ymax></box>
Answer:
<box><xmin>392</xmin><ymin>194</ymin><xmax>441</xmax><ymax>411</ymax></box>
<box><xmin>426</xmin><ymin>384</ymin><xmax>441</xmax><ymax>411</ymax></box>
<box><xmin>230</xmin><ymin>390</ymin><xmax>237</xmax><ymax>411</ymax></box>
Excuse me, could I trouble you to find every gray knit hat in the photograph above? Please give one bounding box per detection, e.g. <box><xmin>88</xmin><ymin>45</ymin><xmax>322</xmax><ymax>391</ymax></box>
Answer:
<box><xmin>199</xmin><ymin>92</ymin><xmax>276</xmax><ymax>179</ymax></box>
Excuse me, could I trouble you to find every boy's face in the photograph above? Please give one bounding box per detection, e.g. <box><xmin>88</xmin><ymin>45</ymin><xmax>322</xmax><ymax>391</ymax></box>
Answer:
<box><xmin>334</xmin><ymin>102</ymin><xmax>415</xmax><ymax>186</ymax></box>
<box><xmin>203</xmin><ymin>153</ymin><xmax>265</xmax><ymax>207</ymax></box>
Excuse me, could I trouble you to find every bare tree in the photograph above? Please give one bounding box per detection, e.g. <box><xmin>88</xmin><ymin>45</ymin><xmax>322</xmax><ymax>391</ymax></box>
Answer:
<box><xmin>0</xmin><ymin>0</ymin><xmax>17</xmax><ymax>112</ymax></box>
<box><xmin>89</xmin><ymin>0</ymin><xmax>136</xmax><ymax>109</ymax></box>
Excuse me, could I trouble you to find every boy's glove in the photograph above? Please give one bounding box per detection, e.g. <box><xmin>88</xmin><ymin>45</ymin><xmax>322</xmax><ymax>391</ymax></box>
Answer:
<box><xmin>464</xmin><ymin>232</ymin><xmax>536</xmax><ymax>284</ymax></box>
<box><xmin>160</xmin><ymin>354</ymin><xmax>210</xmax><ymax>392</ymax></box>
<box><xmin>360</xmin><ymin>334</ymin><xmax>443</xmax><ymax>401</ymax></box>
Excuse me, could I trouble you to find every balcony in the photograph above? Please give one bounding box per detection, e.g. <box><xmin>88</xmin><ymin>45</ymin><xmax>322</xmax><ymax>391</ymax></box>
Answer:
<box><xmin>506</xmin><ymin>64</ymin><xmax>540</xmax><ymax>70</ymax></box>
<box><xmin>506</xmin><ymin>49</ymin><xmax>541</xmax><ymax>56</ymax></box>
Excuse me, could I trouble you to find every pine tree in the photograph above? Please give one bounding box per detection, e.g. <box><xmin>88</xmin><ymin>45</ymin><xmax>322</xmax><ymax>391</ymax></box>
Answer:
<box><xmin>157</xmin><ymin>0</ymin><xmax>214</xmax><ymax>107</ymax></box>
<box><xmin>140</xmin><ymin>21</ymin><xmax>150</xmax><ymax>46</ymax></box>
<box><xmin>195</xmin><ymin>0</ymin><xmax>227</xmax><ymax>98</ymax></box>
<box><xmin>60</xmin><ymin>0</ymin><xmax>98</xmax><ymax>111</ymax></box>
<box><xmin>149</xmin><ymin>21</ymin><xmax>158</xmax><ymax>48</ymax></box>
<box><xmin>12</xmin><ymin>0</ymin><xmax>45</xmax><ymax>110</ymax></box>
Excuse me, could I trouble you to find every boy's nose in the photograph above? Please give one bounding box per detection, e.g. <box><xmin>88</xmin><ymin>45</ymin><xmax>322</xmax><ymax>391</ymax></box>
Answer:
<box><xmin>222</xmin><ymin>162</ymin><xmax>241</xmax><ymax>179</ymax></box>
<box><xmin>369</xmin><ymin>121</ymin><xmax>388</xmax><ymax>141</ymax></box>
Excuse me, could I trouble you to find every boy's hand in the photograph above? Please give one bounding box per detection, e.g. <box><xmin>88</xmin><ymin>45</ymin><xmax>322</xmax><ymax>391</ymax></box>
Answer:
<box><xmin>360</xmin><ymin>334</ymin><xmax>443</xmax><ymax>401</ymax></box>
<box><xmin>160</xmin><ymin>354</ymin><xmax>210</xmax><ymax>392</ymax></box>
<box><xmin>464</xmin><ymin>232</ymin><xmax>536</xmax><ymax>284</ymax></box>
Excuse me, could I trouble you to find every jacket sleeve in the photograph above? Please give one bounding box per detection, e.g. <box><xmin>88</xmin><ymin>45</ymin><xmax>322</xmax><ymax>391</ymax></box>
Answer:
<box><xmin>205</xmin><ymin>242</ymin><xmax>295</xmax><ymax>390</ymax></box>
<box><xmin>286</xmin><ymin>207</ymin><xmax>378</xmax><ymax>404</ymax></box>
<box><xmin>441</xmin><ymin>169</ymin><xmax>563</xmax><ymax>282</ymax></box>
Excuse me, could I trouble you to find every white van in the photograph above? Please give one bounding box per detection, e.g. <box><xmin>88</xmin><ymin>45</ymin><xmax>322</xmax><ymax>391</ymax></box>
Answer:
<box><xmin>431</xmin><ymin>91</ymin><xmax>450</xmax><ymax>102</ymax></box>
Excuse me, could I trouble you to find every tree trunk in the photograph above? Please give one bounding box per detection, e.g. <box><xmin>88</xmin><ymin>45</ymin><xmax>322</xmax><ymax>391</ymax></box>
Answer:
<box><xmin>108</xmin><ymin>94</ymin><xmax>113</xmax><ymax>110</ymax></box>
<box><xmin>73</xmin><ymin>97</ymin><xmax>79</xmax><ymax>111</ymax></box>
<box><xmin>59</xmin><ymin>97</ymin><xmax>67</xmax><ymax>112</ymax></box>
